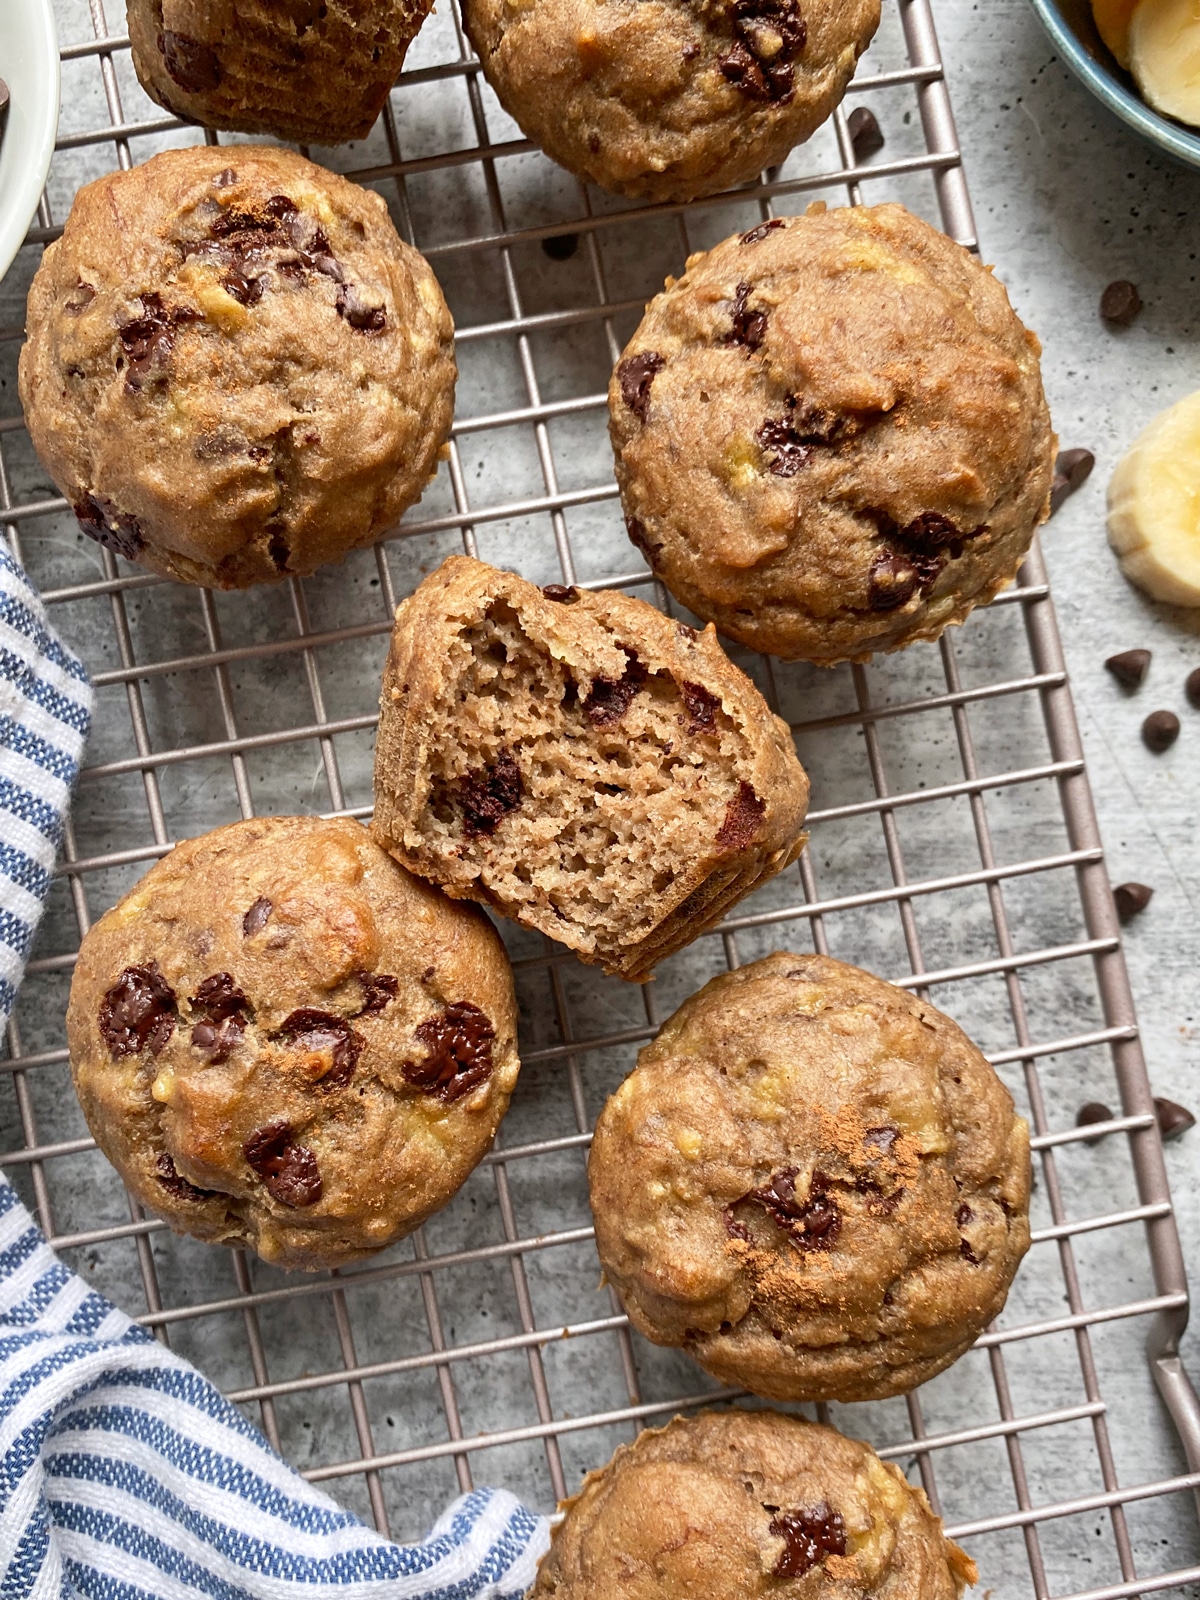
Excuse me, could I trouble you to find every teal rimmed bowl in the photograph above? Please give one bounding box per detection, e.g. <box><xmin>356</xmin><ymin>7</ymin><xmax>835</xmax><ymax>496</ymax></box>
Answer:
<box><xmin>1029</xmin><ymin>0</ymin><xmax>1200</xmax><ymax>170</ymax></box>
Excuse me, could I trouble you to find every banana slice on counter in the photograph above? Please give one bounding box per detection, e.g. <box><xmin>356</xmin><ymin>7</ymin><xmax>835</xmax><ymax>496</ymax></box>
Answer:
<box><xmin>1129</xmin><ymin>0</ymin><xmax>1200</xmax><ymax>126</ymax></box>
<box><xmin>1092</xmin><ymin>0</ymin><xmax>1140</xmax><ymax>67</ymax></box>
<box><xmin>1108</xmin><ymin>389</ymin><xmax>1200</xmax><ymax>605</ymax></box>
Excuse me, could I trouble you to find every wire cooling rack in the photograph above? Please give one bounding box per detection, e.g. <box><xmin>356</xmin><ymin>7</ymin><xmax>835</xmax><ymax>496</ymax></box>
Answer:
<box><xmin>2</xmin><ymin>0</ymin><xmax>1200</xmax><ymax>1593</ymax></box>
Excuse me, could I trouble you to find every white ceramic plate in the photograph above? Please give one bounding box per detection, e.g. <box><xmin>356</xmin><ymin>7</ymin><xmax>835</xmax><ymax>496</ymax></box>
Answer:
<box><xmin>0</xmin><ymin>0</ymin><xmax>60</xmax><ymax>284</ymax></box>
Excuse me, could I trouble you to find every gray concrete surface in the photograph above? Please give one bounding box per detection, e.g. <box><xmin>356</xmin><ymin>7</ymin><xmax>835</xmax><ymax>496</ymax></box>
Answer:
<box><xmin>1</xmin><ymin>0</ymin><xmax>1199</xmax><ymax>1591</ymax></box>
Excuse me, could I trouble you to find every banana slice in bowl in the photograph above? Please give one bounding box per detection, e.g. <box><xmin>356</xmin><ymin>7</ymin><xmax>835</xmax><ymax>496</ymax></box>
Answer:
<box><xmin>1108</xmin><ymin>389</ymin><xmax>1200</xmax><ymax>605</ymax></box>
<box><xmin>1130</xmin><ymin>0</ymin><xmax>1200</xmax><ymax>126</ymax></box>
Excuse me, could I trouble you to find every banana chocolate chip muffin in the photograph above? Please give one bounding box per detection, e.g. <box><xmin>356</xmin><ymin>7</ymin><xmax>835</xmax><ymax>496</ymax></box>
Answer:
<box><xmin>610</xmin><ymin>202</ymin><xmax>1055</xmax><ymax>663</ymax></box>
<box><xmin>462</xmin><ymin>0</ymin><xmax>878</xmax><ymax>202</ymax></box>
<box><xmin>66</xmin><ymin>816</ymin><xmax>519</xmax><ymax>1271</ymax></box>
<box><xmin>532</xmin><ymin>1409</ymin><xmax>978</xmax><ymax>1600</ymax></box>
<box><xmin>127</xmin><ymin>0</ymin><xmax>432</xmax><ymax>146</ymax></box>
<box><xmin>371</xmin><ymin>556</ymin><xmax>810</xmax><ymax>983</ymax></box>
<box><xmin>19</xmin><ymin>145</ymin><xmax>454</xmax><ymax>589</ymax></box>
<box><xmin>589</xmin><ymin>953</ymin><xmax>1031</xmax><ymax>1400</ymax></box>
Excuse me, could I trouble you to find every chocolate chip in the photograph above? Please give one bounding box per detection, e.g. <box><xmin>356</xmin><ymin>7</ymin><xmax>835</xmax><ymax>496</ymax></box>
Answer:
<box><xmin>458</xmin><ymin>747</ymin><xmax>524</xmax><ymax>837</ymax></box>
<box><xmin>617</xmin><ymin>352</ymin><xmax>665</xmax><ymax>423</ymax></box>
<box><xmin>242</xmin><ymin>896</ymin><xmax>272</xmax><ymax>936</ymax></box>
<box><xmin>769</xmin><ymin>1504</ymin><xmax>846</xmax><ymax>1579</ymax></box>
<box><xmin>1113</xmin><ymin>881</ymin><xmax>1153</xmax><ymax>921</ymax></box>
<box><xmin>1076</xmin><ymin>1101</ymin><xmax>1114</xmax><ymax>1143</ymax></box>
<box><xmin>190</xmin><ymin>1013</ymin><xmax>244</xmax><ymax>1063</ymax></box>
<box><xmin>157</xmin><ymin>30</ymin><xmax>222</xmax><ymax>93</ymax></box>
<box><xmin>356</xmin><ymin>972</ymin><xmax>398</xmax><ymax>1016</ymax></box>
<box><xmin>584</xmin><ymin>646</ymin><xmax>648</xmax><ymax>726</ymax></box>
<box><xmin>1049</xmin><ymin>447</ymin><xmax>1095</xmax><ymax>518</ymax></box>
<box><xmin>681</xmin><ymin>680</ymin><xmax>721</xmax><ymax>733</ymax></box>
<box><xmin>587</xmin><ymin>132</ymin><xmax>601</xmax><ymax>154</ymax></box>
<box><xmin>335</xmin><ymin>282</ymin><xmax>386</xmax><ymax>333</ymax></box>
<box><xmin>956</xmin><ymin>1201</ymin><xmax>973</xmax><ymax>1227</ymax></box>
<box><xmin>717</xmin><ymin>781</ymin><xmax>765</xmax><ymax>851</ymax></box>
<box><xmin>756</xmin><ymin>415</ymin><xmax>812</xmax><ymax>477</ymax></box>
<box><xmin>739</xmin><ymin>218</ymin><xmax>785</xmax><ymax>246</ymax></box>
<box><xmin>268</xmin><ymin>531</ymin><xmax>291</xmax><ymax>572</ymax></box>
<box><xmin>748</xmin><ymin>1168</ymin><xmax>840</xmax><ymax>1250</ymax></box>
<box><xmin>960</xmin><ymin>1237</ymin><xmax>980</xmax><ymax>1264</ymax></box>
<box><xmin>902</xmin><ymin>510</ymin><xmax>966</xmax><ymax>552</ymax></box>
<box><xmin>541</xmin><ymin>233</ymin><xmax>578</xmax><ymax>260</ymax></box>
<box><xmin>222</xmin><ymin>270</ymin><xmax>264</xmax><ymax>306</ymax></box>
<box><xmin>155</xmin><ymin>1152</ymin><xmax>219</xmax><ymax>1202</ymax></box>
<box><xmin>118</xmin><ymin>293</ymin><xmax>201</xmax><ymax>392</ymax></box>
<box><xmin>864</xmin><ymin>1125</ymin><xmax>899</xmax><ymax>1154</ymax></box>
<box><xmin>213</xmin><ymin>168</ymin><xmax>238</xmax><ymax>188</ymax></box>
<box><xmin>723</xmin><ymin>1209</ymin><xmax>753</xmax><ymax>1243</ymax></box>
<box><xmin>99</xmin><ymin>963</ymin><xmax>176</xmax><ymax>1058</ymax></box>
<box><xmin>277</xmin><ymin>1008</ymin><xmax>365</xmax><ymax>1089</ymax></box>
<box><xmin>542</xmin><ymin>584</ymin><xmax>579</xmax><ymax>603</ymax></box>
<box><xmin>867</xmin><ymin>548</ymin><xmax>919</xmax><ymax>612</ymax></box>
<box><xmin>1105</xmin><ymin>648</ymin><xmax>1151</xmax><ymax>690</ymax></box>
<box><xmin>847</xmin><ymin>105</ymin><xmax>885</xmax><ymax>158</ymax></box>
<box><xmin>402</xmin><ymin>1001</ymin><xmax>496</xmax><ymax>1102</ymax></box>
<box><xmin>243</xmin><ymin>1120</ymin><xmax>322</xmax><ymax>1207</ymax></box>
<box><xmin>73</xmin><ymin>494</ymin><xmax>145</xmax><ymax>561</ymax></box>
<box><xmin>1142</xmin><ymin>709</ymin><xmax>1180</xmax><ymax>752</ymax></box>
<box><xmin>625</xmin><ymin>515</ymin><xmax>660</xmax><ymax>558</ymax></box>
<box><xmin>1101</xmin><ymin>280</ymin><xmax>1142</xmax><ymax>326</ymax></box>
<box><xmin>65</xmin><ymin>281</ymin><xmax>96</xmax><ymax>315</ymax></box>
<box><xmin>191</xmin><ymin>972</ymin><xmax>248</xmax><ymax>1020</ymax></box>
<box><xmin>722</xmin><ymin>282</ymin><xmax>767</xmax><ymax>351</ymax></box>
<box><xmin>1155</xmin><ymin>1097</ymin><xmax>1195</xmax><ymax>1142</ymax></box>
<box><xmin>732</xmin><ymin>0</ymin><xmax>806</xmax><ymax>61</ymax></box>
<box><xmin>1186</xmin><ymin>666</ymin><xmax>1200</xmax><ymax>709</ymax></box>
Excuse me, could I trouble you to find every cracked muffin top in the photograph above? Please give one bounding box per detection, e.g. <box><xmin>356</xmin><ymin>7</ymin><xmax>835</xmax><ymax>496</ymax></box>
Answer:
<box><xmin>462</xmin><ymin>0</ymin><xmax>878</xmax><ymax>201</ymax></box>
<box><xmin>609</xmin><ymin>202</ymin><xmax>1055</xmax><ymax>662</ymax></box>
<box><xmin>66</xmin><ymin>816</ymin><xmax>519</xmax><ymax>1271</ymax></box>
<box><xmin>127</xmin><ymin>0</ymin><xmax>433</xmax><ymax>147</ymax></box>
<box><xmin>532</xmin><ymin>1409</ymin><xmax>978</xmax><ymax>1599</ymax></box>
<box><xmin>588</xmin><ymin>952</ymin><xmax>1031</xmax><ymax>1401</ymax></box>
<box><xmin>19</xmin><ymin>144</ymin><xmax>454</xmax><ymax>589</ymax></box>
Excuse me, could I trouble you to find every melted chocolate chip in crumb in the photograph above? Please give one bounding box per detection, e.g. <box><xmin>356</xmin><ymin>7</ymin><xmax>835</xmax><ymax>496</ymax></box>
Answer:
<box><xmin>65</xmin><ymin>281</ymin><xmax>96</xmax><ymax>315</ymax></box>
<box><xmin>717</xmin><ymin>781</ymin><xmax>765</xmax><ymax>851</ymax></box>
<box><xmin>74</xmin><ymin>494</ymin><xmax>145</xmax><ymax>561</ymax></box>
<box><xmin>356</xmin><ymin>973</ymin><xmax>399</xmax><ymax>1016</ymax></box>
<box><xmin>190</xmin><ymin>972</ymin><xmax>249</xmax><ymax>1063</ymax></box>
<box><xmin>118</xmin><ymin>293</ymin><xmax>201</xmax><ymax>392</ymax></box>
<box><xmin>277</xmin><ymin>1009</ymin><xmax>366</xmax><ymax>1089</ymax></box>
<box><xmin>740</xmin><ymin>218</ymin><xmax>786</xmax><ymax>246</ymax></box>
<box><xmin>242</xmin><ymin>896</ymin><xmax>272</xmax><ymax>936</ymax></box>
<box><xmin>756</xmin><ymin>416</ymin><xmax>812</xmax><ymax>477</ymax></box>
<box><xmin>243</xmin><ymin>1120</ymin><xmax>322</xmax><ymax>1207</ymax></box>
<box><xmin>867</xmin><ymin>549</ymin><xmax>920</xmax><ymax>612</ymax></box>
<box><xmin>769</xmin><ymin>1503</ymin><xmax>847</xmax><ymax>1579</ymax></box>
<box><xmin>722</xmin><ymin>282</ymin><xmax>767</xmax><ymax>351</ymax></box>
<box><xmin>584</xmin><ymin>646</ymin><xmax>648</xmax><ymax>726</ymax></box>
<box><xmin>458</xmin><ymin>747</ymin><xmax>524</xmax><ymax>838</ymax></box>
<box><xmin>749</xmin><ymin>1167</ymin><xmax>841</xmax><ymax>1251</ymax></box>
<box><xmin>617</xmin><ymin>352</ymin><xmax>665</xmax><ymax>423</ymax></box>
<box><xmin>155</xmin><ymin>1152</ymin><xmax>219</xmax><ymax>1203</ymax></box>
<box><xmin>99</xmin><ymin>963</ymin><xmax>176</xmax><ymax>1058</ymax></box>
<box><xmin>157</xmin><ymin>30</ymin><xmax>222</xmax><ymax>93</ymax></box>
<box><xmin>542</xmin><ymin>584</ymin><xmax>579</xmax><ymax>603</ymax></box>
<box><xmin>681</xmin><ymin>680</ymin><xmax>721</xmax><ymax>733</ymax></box>
<box><xmin>402</xmin><ymin>1001</ymin><xmax>496</xmax><ymax>1102</ymax></box>
<box><xmin>336</xmin><ymin>283</ymin><xmax>387</xmax><ymax>333</ymax></box>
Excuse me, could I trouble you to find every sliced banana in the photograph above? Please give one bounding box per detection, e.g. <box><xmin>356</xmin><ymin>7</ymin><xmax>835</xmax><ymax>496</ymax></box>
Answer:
<box><xmin>1108</xmin><ymin>389</ymin><xmax>1200</xmax><ymax>605</ymax></box>
<box><xmin>1130</xmin><ymin>0</ymin><xmax>1200</xmax><ymax>127</ymax></box>
<box><xmin>1092</xmin><ymin>0</ymin><xmax>1140</xmax><ymax>68</ymax></box>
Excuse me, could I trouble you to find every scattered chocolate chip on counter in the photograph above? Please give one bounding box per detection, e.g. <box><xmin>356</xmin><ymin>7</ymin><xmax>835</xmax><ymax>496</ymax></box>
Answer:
<box><xmin>1154</xmin><ymin>1097</ymin><xmax>1196</xmax><ymax>1143</ymax></box>
<box><xmin>1141</xmin><ymin>708</ymin><xmax>1180</xmax><ymax>752</ymax></box>
<box><xmin>1049</xmin><ymin>447</ymin><xmax>1095</xmax><ymax>514</ymax></box>
<box><xmin>1113</xmin><ymin>881</ymin><xmax>1154</xmax><ymax>921</ymax></box>
<box><xmin>1186</xmin><ymin>666</ymin><xmax>1200</xmax><ymax>709</ymax></box>
<box><xmin>1076</xmin><ymin>1102</ymin><xmax>1114</xmax><ymax>1143</ymax></box>
<box><xmin>847</xmin><ymin>106</ymin><xmax>885</xmax><ymax>159</ymax></box>
<box><xmin>1100</xmin><ymin>279</ymin><xmax>1143</xmax><ymax>326</ymax></box>
<box><xmin>1105</xmin><ymin>648</ymin><xmax>1151</xmax><ymax>690</ymax></box>
<box><xmin>542</xmin><ymin>233</ymin><xmax>579</xmax><ymax>261</ymax></box>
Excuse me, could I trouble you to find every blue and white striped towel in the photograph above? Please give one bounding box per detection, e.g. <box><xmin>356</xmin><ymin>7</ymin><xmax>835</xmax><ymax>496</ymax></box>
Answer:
<box><xmin>0</xmin><ymin>543</ymin><xmax>550</xmax><ymax>1594</ymax></box>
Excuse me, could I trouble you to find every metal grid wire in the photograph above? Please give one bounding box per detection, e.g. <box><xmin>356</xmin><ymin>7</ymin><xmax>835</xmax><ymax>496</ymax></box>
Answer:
<box><xmin>2</xmin><ymin>0</ymin><xmax>1200</xmax><ymax>1592</ymax></box>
